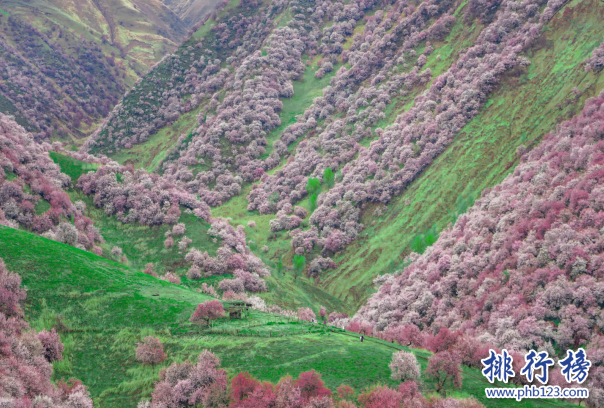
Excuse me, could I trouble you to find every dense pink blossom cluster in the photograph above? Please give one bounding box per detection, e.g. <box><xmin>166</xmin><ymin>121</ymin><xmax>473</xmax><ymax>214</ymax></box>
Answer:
<box><xmin>270</xmin><ymin>212</ymin><xmax>303</xmax><ymax>232</ymax></box>
<box><xmin>354</xmin><ymin>91</ymin><xmax>604</xmax><ymax>407</ymax></box>
<box><xmin>218</xmin><ymin>277</ymin><xmax>245</xmax><ymax>293</ymax></box>
<box><xmin>310</xmin><ymin>0</ymin><xmax>380</xmax><ymax>68</ymax></box>
<box><xmin>184</xmin><ymin>217</ymin><xmax>270</xmax><ymax>285</ymax></box>
<box><xmin>208</xmin><ymin>268</ymin><xmax>268</xmax><ymax>295</ymax></box>
<box><xmin>0</xmin><ymin>114</ymin><xmax>103</xmax><ymax>250</ymax></box>
<box><xmin>0</xmin><ymin>257</ymin><xmax>94</xmax><ymax>407</ymax></box>
<box><xmin>77</xmin><ymin>161</ymin><xmax>211</xmax><ymax>226</ymax></box>
<box><xmin>145</xmin><ymin>350</ymin><xmax>229</xmax><ymax>407</ymax></box>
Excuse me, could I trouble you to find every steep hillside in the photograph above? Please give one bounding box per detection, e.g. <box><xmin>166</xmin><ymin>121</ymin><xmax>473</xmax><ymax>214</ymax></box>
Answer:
<box><xmin>48</xmin><ymin>149</ymin><xmax>352</xmax><ymax>314</ymax></box>
<box><xmin>83</xmin><ymin>0</ymin><xmax>604</xmax><ymax>312</ymax></box>
<box><xmin>0</xmin><ymin>226</ymin><xmax>579</xmax><ymax>408</ymax></box>
<box><xmin>0</xmin><ymin>0</ymin><xmax>188</xmax><ymax>146</ymax></box>
<box><xmin>0</xmin><ymin>110</ymin><xmax>295</xmax><ymax>313</ymax></box>
<box><xmin>354</xmin><ymin>90</ymin><xmax>604</xmax><ymax>408</ymax></box>
<box><xmin>323</xmin><ymin>0</ymin><xmax>604</xmax><ymax>308</ymax></box>
<box><xmin>3</xmin><ymin>0</ymin><xmax>604</xmax><ymax>404</ymax></box>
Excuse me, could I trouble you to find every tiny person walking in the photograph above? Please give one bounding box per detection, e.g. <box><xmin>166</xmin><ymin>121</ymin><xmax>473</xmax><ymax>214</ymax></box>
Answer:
<box><xmin>360</xmin><ymin>335</ymin><xmax>364</xmax><ymax>342</ymax></box>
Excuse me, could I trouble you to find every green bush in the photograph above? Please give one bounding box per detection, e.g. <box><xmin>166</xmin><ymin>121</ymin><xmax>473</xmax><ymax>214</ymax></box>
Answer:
<box><xmin>306</xmin><ymin>177</ymin><xmax>321</xmax><ymax>195</ymax></box>
<box><xmin>410</xmin><ymin>225</ymin><xmax>439</xmax><ymax>254</ymax></box>
<box><xmin>323</xmin><ymin>168</ymin><xmax>335</xmax><ymax>188</ymax></box>
<box><xmin>309</xmin><ymin>194</ymin><xmax>318</xmax><ymax>213</ymax></box>
<box><xmin>293</xmin><ymin>254</ymin><xmax>306</xmax><ymax>279</ymax></box>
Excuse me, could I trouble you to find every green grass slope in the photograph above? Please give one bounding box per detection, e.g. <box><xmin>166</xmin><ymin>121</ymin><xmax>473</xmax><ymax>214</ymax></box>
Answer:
<box><xmin>319</xmin><ymin>0</ymin><xmax>604</xmax><ymax>308</ymax></box>
<box><xmin>0</xmin><ymin>226</ymin><xmax>579</xmax><ymax>408</ymax></box>
<box><xmin>47</xmin><ymin>151</ymin><xmax>348</xmax><ymax>314</ymax></box>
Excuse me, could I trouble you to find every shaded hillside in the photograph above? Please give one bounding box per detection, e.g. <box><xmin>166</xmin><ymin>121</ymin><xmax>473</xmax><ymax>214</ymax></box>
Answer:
<box><xmin>0</xmin><ymin>0</ymin><xmax>188</xmax><ymax>146</ymax></box>
<box><xmin>159</xmin><ymin>0</ymin><xmax>223</xmax><ymax>28</ymax></box>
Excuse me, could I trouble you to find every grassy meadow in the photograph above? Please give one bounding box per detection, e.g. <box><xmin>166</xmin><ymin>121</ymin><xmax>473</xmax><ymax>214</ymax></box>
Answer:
<box><xmin>0</xmin><ymin>226</ymin><xmax>579</xmax><ymax>408</ymax></box>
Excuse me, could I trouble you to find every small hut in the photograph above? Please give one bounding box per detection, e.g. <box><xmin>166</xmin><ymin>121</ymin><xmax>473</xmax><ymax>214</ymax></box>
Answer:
<box><xmin>224</xmin><ymin>301</ymin><xmax>252</xmax><ymax>319</ymax></box>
